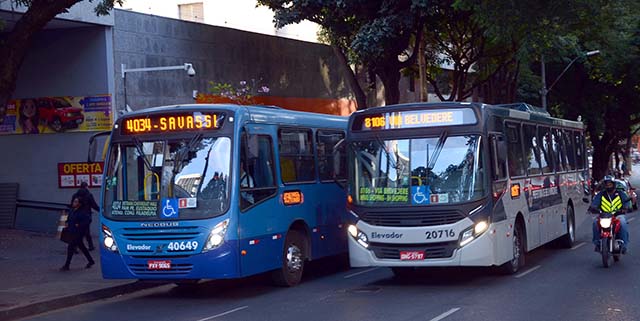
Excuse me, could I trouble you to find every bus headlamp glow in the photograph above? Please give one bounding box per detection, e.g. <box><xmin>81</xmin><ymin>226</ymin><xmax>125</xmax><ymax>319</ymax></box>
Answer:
<box><xmin>203</xmin><ymin>219</ymin><xmax>229</xmax><ymax>252</ymax></box>
<box><xmin>348</xmin><ymin>225</ymin><xmax>369</xmax><ymax>248</ymax></box>
<box><xmin>102</xmin><ymin>224</ymin><xmax>118</xmax><ymax>252</ymax></box>
<box><xmin>474</xmin><ymin>221</ymin><xmax>489</xmax><ymax>234</ymax></box>
<box><xmin>599</xmin><ymin>218</ymin><xmax>612</xmax><ymax>229</ymax></box>
<box><xmin>460</xmin><ymin>221</ymin><xmax>489</xmax><ymax>247</ymax></box>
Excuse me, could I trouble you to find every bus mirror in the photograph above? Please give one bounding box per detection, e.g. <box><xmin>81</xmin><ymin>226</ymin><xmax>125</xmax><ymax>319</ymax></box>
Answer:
<box><xmin>88</xmin><ymin>131</ymin><xmax>111</xmax><ymax>162</ymax></box>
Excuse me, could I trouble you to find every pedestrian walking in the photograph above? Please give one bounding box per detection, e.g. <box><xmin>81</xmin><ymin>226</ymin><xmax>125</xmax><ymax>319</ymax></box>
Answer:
<box><xmin>70</xmin><ymin>182</ymin><xmax>99</xmax><ymax>251</ymax></box>
<box><xmin>60</xmin><ymin>196</ymin><xmax>95</xmax><ymax>271</ymax></box>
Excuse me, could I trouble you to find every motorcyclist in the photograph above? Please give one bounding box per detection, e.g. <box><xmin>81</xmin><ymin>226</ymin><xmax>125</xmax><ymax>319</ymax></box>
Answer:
<box><xmin>589</xmin><ymin>175</ymin><xmax>632</xmax><ymax>253</ymax></box>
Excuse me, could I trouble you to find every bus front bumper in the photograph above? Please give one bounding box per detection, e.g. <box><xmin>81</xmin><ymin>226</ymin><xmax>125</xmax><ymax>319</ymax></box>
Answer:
<box><xmin>100</xmin><ymin>240</ymin><xmax>240</xmax><ymax>280</ymax></box>
<box><xmin>348</xmin><ymin>221</ymin><xmax>503</xmax><ymax>268</ymax></box>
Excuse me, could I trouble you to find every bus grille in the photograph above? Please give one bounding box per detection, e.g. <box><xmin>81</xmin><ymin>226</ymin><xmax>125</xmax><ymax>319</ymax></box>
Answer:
<box><xmin>128</xmin><ymin>263</ymin><xmax>193</xmax><ymax>275</ymax></box>
<box><xmin>360</xmin><ymin>210</ymin><xmax>465</xmax><ymax>227</ymax></box>
<box><xmin>369</xmin><ymin>241</ymin><xmax>458</xmax><ymax>259</ymax></box>
<box><xmin>120</xmin><ymin>226</ymin><xmax>202</xmax><ymax>241</ymax></box>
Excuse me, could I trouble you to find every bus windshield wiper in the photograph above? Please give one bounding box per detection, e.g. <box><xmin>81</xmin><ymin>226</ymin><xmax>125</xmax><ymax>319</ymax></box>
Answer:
<box><xmin>169</xmin><ymin>134</ymin><xmax>203</xmax><ymax>197</ymax></box>
<box><xmin>427</xmin><ymin>130</ymin><xmax>448</xmax><ymax>170</ymax></box>
<box><xmin>132</xmin><ymin>137</ymin><xmax>153</xmax><ymax>171</ymax></box>
<box><xmin>374</xmin><ymin>134</ymin><xmax>398</xmax><ymax>170</ymax></box>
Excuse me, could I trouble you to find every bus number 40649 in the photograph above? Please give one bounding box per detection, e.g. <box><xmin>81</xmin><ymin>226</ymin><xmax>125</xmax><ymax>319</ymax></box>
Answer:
<box><xmin>167</xmin><ymin>241</ymin><xmax>199</xmax><ymax>251</ymax></box>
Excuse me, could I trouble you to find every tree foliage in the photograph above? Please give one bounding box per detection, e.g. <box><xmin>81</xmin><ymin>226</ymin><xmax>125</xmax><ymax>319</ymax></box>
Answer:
<box><xmin>0</xmin><ymin>0</ymin><xmax>121</xmax><ymax>115</ymax></box>
<box><xmin>257</xmin><ymin>0</ymin><xmax>429</xmax><ymax>107</ymax></box>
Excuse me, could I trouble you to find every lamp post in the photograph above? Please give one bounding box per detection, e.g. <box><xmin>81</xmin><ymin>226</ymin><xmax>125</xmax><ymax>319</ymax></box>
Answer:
<box><xmin>541</xmin><ymin>50</ymin><xmax>600</xmax><ymax>110</ymax></box>
<box><xmin>121</xmin><ymin>63</ymin><xmax>196</xmax><ymax>111</ymax></box>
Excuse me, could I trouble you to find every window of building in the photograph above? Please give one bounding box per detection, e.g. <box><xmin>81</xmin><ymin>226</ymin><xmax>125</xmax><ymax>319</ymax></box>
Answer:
<box><xmin>178</xmin><ymin>2</ymin><xmax>204</xmax><ymax>23</ymax></box>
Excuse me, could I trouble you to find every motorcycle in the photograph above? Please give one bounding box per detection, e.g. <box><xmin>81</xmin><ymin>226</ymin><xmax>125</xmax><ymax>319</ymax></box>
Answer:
<box><xmin>596</xmin><ymin>210</ymin><xmax>625</xmax><ymax>268</ymax></box>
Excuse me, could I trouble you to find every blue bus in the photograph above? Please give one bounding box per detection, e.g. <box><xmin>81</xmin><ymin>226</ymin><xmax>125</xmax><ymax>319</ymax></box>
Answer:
<box><xmin>345</xmin><ymin>102</ymin><xmax>590</xmax><ymax>275</ymax></box>
<box><xmin>95</xmin><ymin>104</ymin><xmax>349</xmax><ymax>286</ymax></box>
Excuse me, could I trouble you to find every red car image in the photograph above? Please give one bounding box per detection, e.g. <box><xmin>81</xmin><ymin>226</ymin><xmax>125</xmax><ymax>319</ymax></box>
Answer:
<box><xmin>36</xmin><ymin>97</ymin><xmax>84</xmax><ymax>132</ymax></box>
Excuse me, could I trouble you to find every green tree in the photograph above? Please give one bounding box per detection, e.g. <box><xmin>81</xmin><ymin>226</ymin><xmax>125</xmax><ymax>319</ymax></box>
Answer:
<box><xmin>0</xmin><ymin>0</ymin><xmax>121</xmax><ymax>112</ymax></box>
<box><xmin>258</xmin><ymin>0</ymin><xmax>428</xmax><ymax>108</ymax></box>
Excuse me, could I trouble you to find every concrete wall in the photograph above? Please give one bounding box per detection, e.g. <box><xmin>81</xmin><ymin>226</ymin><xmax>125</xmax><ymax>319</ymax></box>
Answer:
<box><xmin>0</xmin><ymin>1</ymin><xmax>115</xmax><ymax>26</ymax></box>
<box><xmin>113</xmin><ymin>9</ymin><xmax>352</xmax><ymax>112</ymax></box>
<box><xmin>0</xmin><ymin>26</ymin><xmax>113</xmax><ymax>203</ymax></box>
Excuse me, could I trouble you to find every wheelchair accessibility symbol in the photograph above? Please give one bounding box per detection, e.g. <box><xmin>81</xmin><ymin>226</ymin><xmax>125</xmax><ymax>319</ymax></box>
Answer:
<box><xmin>161</xmin><ymin>198</ymin><xmax>179</xmax><ymax>218</ymax></box>
<box><xmin>411</xmin><ymin>186</ymin><xmax>430</xmax><ymax>205</ymax></box>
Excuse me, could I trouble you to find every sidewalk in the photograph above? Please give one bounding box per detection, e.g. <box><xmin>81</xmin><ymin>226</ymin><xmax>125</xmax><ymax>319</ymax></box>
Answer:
<box><xmin>0</xmin><ymin>228</ymin><xmax>159</xmax><ymax>321</ymax></box>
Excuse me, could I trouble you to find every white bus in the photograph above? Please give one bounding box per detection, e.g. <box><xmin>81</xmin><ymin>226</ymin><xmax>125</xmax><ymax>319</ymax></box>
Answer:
<box><xmin>345</xmin><ymin>102</ymin><xmax>590</xmax><ymax>275</ymax></box>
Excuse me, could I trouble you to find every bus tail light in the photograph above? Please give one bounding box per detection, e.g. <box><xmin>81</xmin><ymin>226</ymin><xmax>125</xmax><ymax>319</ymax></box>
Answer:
<box><xmin>203</xmin><ymin>219</ymin><xmax>229</xmax><ymax>252</ymax></box>
<box><xmin>102</xmin><ymin>224</ymin><xmax>118</xmax><ymax>252</ymax></box>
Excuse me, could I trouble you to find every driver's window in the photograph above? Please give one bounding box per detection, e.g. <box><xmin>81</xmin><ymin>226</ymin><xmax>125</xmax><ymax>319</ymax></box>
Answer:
<box><xmin>240</xmin><ymin>131</ymin><xmax>277</xmax><ymax>210</ymax></box>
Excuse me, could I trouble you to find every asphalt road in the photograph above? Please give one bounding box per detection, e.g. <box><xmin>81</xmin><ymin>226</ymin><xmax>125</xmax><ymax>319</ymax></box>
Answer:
<box><xmin>21</xmin><ymin>168</ymin><xmax>640</xmax><ymax>321</ymax></box>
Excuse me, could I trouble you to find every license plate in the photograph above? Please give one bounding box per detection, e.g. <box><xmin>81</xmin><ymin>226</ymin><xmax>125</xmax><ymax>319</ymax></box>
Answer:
<box><xmin>400</xmin><ymin>251</ymin><xmax>425</xmax><ymax>260</ymax></box>
<box><xmin>147</xmin><ymin>260</ymin><xmax>171</xmax><ymax>270</ymax></box>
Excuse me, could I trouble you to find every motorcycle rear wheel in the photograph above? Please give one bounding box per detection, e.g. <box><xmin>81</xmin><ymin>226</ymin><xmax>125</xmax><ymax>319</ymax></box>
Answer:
<box><xmin>601</xmin><ymin>239</ymin><xmax>612</xmax><ymax>268</ymax></box>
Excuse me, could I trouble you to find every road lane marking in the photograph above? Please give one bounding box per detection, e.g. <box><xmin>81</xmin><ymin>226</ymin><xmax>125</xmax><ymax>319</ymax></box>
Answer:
<box><xmin>571</xmin><ymin>242</ymin><xmax>586</xmax><ymax>250</ymax></box>
<box><xmin>344</xmin><ymin>267</ymin><xmax>379</xmax><ymax>279</ymax></box>
<box><xmin>196</xmin><ymin>306</ymin><xmax>248</xmax><ymax>321</ymax></box>
<box><xmin>514</xmin><ymin>265</ymin><xmax>541</xmax><ymax>278</ymax></box>
<box><xmin>429</xmin><ymin>307</ymin><xmax>461</xmax><ymax>321</ymax></box>
<box><xmin>628</xmin><ymin>217</ymin><xmax>635</xmax><ymax>223</ymax></box>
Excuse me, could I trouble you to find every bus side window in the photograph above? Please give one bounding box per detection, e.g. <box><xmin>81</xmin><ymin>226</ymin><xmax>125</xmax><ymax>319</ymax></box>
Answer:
<box><xmin>490</xmin><ymin>134</ymin><xmax>507</xmax><ymax>180</ymax></box>
<box><xmin>523</xmin><ymin>124</ymin><xmax>542</xmax><ymax>176</ymax></box>
<box><xmin>240</xmin><ymin>133</ymin><xmax>276</xmax><ymax>210</ymax></box>
<box><xmin>278</xmin><ymin>128</ymin><xmax>316</xmax><ymax>183</ymax></box>
<box><xmin>317</xmin><ymin>130</ymin><xmax>346</xmax><ymax>181</ymax></box>
<box><xmin>505</xmin><ymin>122</ymin><xmax>526</xmax><ymax>177</ymax></box>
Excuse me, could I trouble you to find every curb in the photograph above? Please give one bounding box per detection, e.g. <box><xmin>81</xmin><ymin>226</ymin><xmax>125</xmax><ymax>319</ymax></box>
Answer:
<box><xmin>0</xmin><ymin>281</ymin><xmax>165</xmax><ymax>321</ymax></box>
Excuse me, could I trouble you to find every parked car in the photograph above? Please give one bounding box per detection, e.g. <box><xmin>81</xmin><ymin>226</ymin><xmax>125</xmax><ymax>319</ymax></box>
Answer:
<box><xmin>36</xmin><ymin>97</ymin><xmax>84</xmax><ymax>132</ymax></box>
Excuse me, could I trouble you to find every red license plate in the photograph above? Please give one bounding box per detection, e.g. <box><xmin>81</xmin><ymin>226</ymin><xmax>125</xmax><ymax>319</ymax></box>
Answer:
<box><xmin>400</xmin><ymin>251</ymin><xmax>425</xmax><ymax>260</ymax></box>
<box><xmin>147</xmin><ymin>260</ymin><xmax>171</xmax><ymax>270</ymax></box>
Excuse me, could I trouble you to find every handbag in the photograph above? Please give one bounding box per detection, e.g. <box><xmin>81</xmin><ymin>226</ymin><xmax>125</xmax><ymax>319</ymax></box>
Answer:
<box><xmin>60</xmin><ymin>227</ymin><xmax>76</xmax><ymax>244</ymax></box>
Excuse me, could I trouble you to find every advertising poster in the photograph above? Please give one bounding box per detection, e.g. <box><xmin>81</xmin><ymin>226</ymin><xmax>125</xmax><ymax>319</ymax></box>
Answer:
<box><xmin>1</xmin><ymin>94</ymin><xmax>112</xmax><ymax>135</ymax></box>
<box><xmin>58</xmin><ymin>162</ymin><xmax>104</xmax><ymax>188</ymax></box>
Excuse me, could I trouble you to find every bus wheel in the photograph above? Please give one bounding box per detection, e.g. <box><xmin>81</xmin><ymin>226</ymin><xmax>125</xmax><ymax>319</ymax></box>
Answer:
<box><xmin>500</xmin><ymin>222</ymin><xmax>524</xmax><ymax>275</ymax></box>
<box><xmin>272</xmin><ymin>230</ymin><xmax>306</xmax><ymax>287</ymax></box>
<box><xmin>558</xmin><ymin>206</ymin><xmax>575</xmax><ymax>248</ymax></box>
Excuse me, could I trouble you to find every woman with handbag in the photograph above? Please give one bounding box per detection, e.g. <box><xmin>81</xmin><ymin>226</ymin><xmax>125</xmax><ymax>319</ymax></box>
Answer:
<box><xmin>60</xmin><ymin>196</ymin><xmax>95</xmax><ymax>271</ymax></box>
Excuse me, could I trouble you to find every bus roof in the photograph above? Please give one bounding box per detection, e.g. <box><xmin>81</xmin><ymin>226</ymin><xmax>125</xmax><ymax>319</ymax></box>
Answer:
<box><xmin>352</xmin><ymin>102</ymin><xmax>584</xmax><ymax>130</ymax></box>
<box><xmin>119</xmin><ymin>103</ymin><xmax>348</xmax><ymax>128</ymax></box>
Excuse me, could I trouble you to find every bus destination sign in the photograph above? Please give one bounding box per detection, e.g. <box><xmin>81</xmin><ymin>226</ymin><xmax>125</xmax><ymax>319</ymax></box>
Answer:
<box><xmin>352</xmin><ymin>108</ymin><xmax>476</xmax><ymax>131</ymax></box>
<box><xmin>121</xmin><ymin>112</ymin><xmax>225</xmax><ymax>135</ymax></box>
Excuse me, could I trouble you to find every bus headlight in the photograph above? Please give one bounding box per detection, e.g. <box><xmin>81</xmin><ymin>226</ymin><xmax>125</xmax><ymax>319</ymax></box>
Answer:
<box><xmin>459</xmin><ymin>220</ymin><xmax>489</xmax><ymax>247</ymax></box>
<box><xmin>348</xmin><ymin>225</ymin><xmax>369</xmax><ymax>248</ymax></box>
<box><xmin>102</xmin><ymin>224</ymin><xmax>118</xmax><ymax>252</ymax></box>
<box><xmin>203</xmin><ymin>219</ymin><xmax>229</xmax><ymax>252</ymax></box>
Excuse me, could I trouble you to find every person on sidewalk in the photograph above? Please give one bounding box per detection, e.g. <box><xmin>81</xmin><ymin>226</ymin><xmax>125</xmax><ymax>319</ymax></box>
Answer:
<box><xmin>70</xmin><ymin>182</ymin><xmax>99</xmax><ymax>251</ymax></box>
<box><xmin>60</xmin><ymin>196</ymin><xmax>95</xmax><ymax>271</ymax></box>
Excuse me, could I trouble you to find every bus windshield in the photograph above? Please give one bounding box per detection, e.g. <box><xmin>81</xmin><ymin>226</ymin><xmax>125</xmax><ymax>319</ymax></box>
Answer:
<box><xmin>351</xmin><ymin>134</ymin><xmax>485</xmax><ymax>206</ymax></box>
<box><xmin>103</xmin><ymin>135</ymin><xmax>232</xmax><ymax>220</ymax></box>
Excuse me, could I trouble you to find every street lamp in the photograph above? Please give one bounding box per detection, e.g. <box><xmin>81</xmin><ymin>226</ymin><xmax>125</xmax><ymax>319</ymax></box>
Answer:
<box><xmin>121</xmin><ymin>63</ymin><xmax>196</xmax><ymax>111</ymax></box>
<box><xmin>541</xmin><ymin>50</ymin><xmax>600</xmax><ymax>110</ymax></box>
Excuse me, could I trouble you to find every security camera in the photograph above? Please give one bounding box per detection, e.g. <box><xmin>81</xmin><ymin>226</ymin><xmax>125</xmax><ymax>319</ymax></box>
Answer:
<box><xmin>185</xmin><ymin>63</ymin><xmax>196</xmax><ymax>77</ymax></box>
